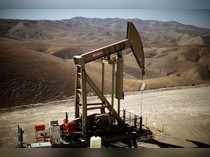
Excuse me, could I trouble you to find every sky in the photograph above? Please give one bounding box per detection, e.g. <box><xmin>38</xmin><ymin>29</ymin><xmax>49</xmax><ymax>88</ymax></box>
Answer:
<box><xmin>0</xmin><ymin>1</ymin><xmax>209</xmax><ymax>28</ymax></box>
<box><xmin>0</xmin><ymin>0</ymin><xmax>210</xmax><ymax>9</ymax></box>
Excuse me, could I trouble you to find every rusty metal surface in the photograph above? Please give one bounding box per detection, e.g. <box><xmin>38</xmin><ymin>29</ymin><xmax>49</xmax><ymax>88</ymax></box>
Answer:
<box><xmin>115</xmin><ymin>52</ymin><xmax>124</xmax><ymax>99</ymax></box>
<box><xmin>74</xmin><ymin>39</ymin><xmax>129</xmax><ymax>65</ymax></box>
<box><xmin>127</xmin><ymin>22</ymin><xmax>145</xmax><ymax>74</ymax></box>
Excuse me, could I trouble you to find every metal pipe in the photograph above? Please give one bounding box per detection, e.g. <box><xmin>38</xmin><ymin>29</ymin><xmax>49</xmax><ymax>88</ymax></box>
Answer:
<box><xmin>111</xmin><ymin>60</ymin><xmax>115</xmax><ymax>107</ymax></box>
<box><xmin>123</xmin><ymin>109</ymin><xmax>126</xmax><ymax>122</ymax></box>
<box><xmin>101</xmin><ymin>60</ymin><xmax>105</xmax><ymax>113</ymax></box>
<box><xmin>118</xmin><ymin>99</ymin><xmax>120</xmax><ymax>116</ymax></box>
<box><xmin>66</xmin><ymin>112</ymin><xmax>68</xmax><ymax>122</ymax></box>
<box><xmin>75</xmin><ymin>65</ymin><xmax>81</xmax><ymax>118</ymax></box>
<box><xmin>115</xmin><ymin>52</ymin><xmax>124</xmax><ymax>99</ymax></box>
<box><xmin>81</xmin><ymin>65</ymin><xmax>87</xmax><ymax>137</ymax></box>
<box><xmin>102</xmin><ymin>60</ymin><xmax>105</xmax><ymax>95</ymax></box>
<box><xmin>140</xmin><ymin>116</ymin><xmax>143</xmax><ymax>132</ymax></box>
<box><xmin>134</xmin><ymin>115</ymin><xmax>137</xmax><ymax>128</ymax></box>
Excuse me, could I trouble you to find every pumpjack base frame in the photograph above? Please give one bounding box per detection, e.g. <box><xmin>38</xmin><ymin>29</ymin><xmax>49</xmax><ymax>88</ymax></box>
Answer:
<box><xmin>54</xmin><ymin>112</ymin><xmax>152</xmax><ymax>148</ymax></box>
<box><xmin>17</xmin><ymin>112</ymin><xmax>152</xmax><ymax>148</ymax></box>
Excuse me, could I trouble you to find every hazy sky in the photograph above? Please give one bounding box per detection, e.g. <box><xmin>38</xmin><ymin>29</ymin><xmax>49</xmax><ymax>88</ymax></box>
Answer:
<box><xmin>0</xmin><ymin>0</ymin><xmax>210</xmax><ymax>9</ymax></box>
<box><xmin>0</xmin><ymin>1</ymin><xmax>209</xmax><ymax>28</ymax></box>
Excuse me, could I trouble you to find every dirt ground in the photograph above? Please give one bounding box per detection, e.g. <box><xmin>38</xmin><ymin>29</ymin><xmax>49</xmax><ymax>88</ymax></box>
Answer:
<box><xmin>0</xmin><ymin>85</ymin><xmax>210</xmax><ymax>147</ymax></box>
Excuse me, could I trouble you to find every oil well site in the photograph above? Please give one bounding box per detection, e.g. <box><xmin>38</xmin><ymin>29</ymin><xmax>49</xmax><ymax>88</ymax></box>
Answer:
<box><xmin>0</xmin><ymin>17</ymin><xmax>210</xmax><ymax>148</ymax></box>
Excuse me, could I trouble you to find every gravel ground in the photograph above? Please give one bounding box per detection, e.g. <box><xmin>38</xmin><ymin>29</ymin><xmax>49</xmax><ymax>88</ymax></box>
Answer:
<box><xmin>0</xmin><ymin>85</ymin><xmax>210</xmax><ymax>147</ymax></box>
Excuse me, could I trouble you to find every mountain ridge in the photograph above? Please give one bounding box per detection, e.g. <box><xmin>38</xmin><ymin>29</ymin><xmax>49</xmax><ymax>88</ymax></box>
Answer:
<box><xmin>0</xmin><ymin>17</ymin><xmax>210</xmax><ymax>45</ymax></box>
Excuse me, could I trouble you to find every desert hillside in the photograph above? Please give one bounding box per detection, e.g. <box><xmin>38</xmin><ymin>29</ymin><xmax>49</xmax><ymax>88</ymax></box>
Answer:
<box><xmin>0</xmin><ymin>17</ymin><xmax>210</xmax><ymax>107</ymax></box>
<box><xmin>0</xmin><ymin>45</ymin><xmax>75</xmax><ymax>107</ymax></box>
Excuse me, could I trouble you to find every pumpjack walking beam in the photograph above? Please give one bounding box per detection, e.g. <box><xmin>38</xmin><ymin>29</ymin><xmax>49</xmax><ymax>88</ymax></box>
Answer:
<box><xmin>74</xmin><ymin>22</ymin><xmax>145</xmax><ymax>72</ymax></box>
<box><xmin>73</xmin><ymin>22</ymin><xmax>145</xmax><ymax>137</ymax></box>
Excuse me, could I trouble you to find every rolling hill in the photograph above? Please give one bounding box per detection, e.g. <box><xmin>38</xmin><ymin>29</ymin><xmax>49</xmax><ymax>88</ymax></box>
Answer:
<box><xmin>0</xmin><ymin>17</ymin><xmax>210</xmax><ymax>107</ymax></box>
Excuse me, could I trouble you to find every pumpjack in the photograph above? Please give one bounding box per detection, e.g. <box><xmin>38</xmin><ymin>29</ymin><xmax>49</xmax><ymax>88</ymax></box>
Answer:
<box><xmin>17</xmin><ymin>22</ymin><xmax>152</xmax><ymax>148</ymax></box>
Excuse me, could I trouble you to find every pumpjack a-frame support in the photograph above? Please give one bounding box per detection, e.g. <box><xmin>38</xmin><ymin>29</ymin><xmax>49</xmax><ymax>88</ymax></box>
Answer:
<box><xmin>73</xmin><ymin>22</ymin><xmax>145</xmax><ymax>137</ymax></box>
